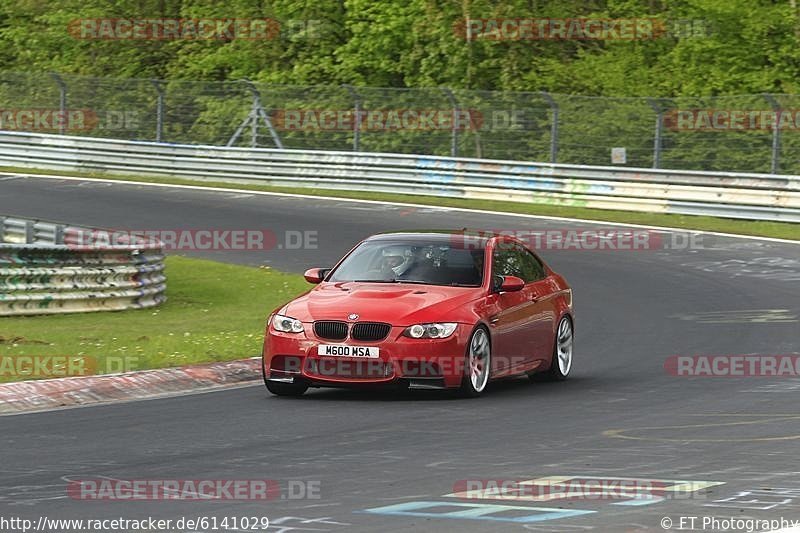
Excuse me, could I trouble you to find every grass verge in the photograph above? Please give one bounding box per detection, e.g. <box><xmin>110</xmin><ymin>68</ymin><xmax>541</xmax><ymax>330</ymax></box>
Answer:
<box><xmin>2</xmin><ymin>166</ymin><xmax>798</xmax><ymax>241</ymax></box>
<box><xmin>0</xmin><ymin>255</ymin><xmax>308</xmax><ymax>383</ymax></box>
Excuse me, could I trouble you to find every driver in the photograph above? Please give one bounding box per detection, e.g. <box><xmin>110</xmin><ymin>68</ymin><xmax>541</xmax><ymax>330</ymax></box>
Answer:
<box><xmin>379</xmin><ymin>246</ymin><xmax>414</xmax><ymax>278</ymax></box>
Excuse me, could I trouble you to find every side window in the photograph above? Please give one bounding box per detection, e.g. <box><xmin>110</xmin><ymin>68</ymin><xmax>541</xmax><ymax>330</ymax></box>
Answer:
<box><xmin>492</xmin><ymin>247</ymin><xmax>523</xmax><ymax>281</ymax></box>
<box><xmin>516</xmin><ymin>245</ymin><xmax>546</xmax><ymax>282</ymax></box>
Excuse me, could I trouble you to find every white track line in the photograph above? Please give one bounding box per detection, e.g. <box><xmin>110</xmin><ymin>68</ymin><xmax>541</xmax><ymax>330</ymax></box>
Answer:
<box><xmin>3</xmin><ymin>171</ymin><xmax>799</xmax><ymax>245</ymax></box>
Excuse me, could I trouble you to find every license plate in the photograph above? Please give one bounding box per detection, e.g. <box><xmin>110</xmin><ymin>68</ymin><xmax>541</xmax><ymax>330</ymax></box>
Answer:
<box><xmin>318</xmin><ymin>345</ymin><xmax>380</xmax><ymax>358</ymax></box>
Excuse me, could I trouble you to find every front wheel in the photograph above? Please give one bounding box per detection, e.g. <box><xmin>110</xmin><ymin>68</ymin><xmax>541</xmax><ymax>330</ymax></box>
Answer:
<box><xmin>265</xmin><ymin>379</ymin><xmax>309</xmax><ymax>397</ymax></box>
<box><xmin>460</xmin><ymin>327</ymin><xmax>491</xmax><ymax>397</ymax></box>
<box><xmin>262</xmin><ymin>359</ymin><xmax>308</xmax><ymax>396</ymax></box>
<box><xmin>545</xmin><ymin>316</ymin><xmax>573</xmax><ymax>381</ymax></box>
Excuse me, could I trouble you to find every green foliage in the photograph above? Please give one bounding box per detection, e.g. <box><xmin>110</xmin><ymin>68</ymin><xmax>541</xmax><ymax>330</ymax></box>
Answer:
<box><xmin>1</xmin><ymin>0</ymin><xmax>798</xmax><ymax>96</ymax></box>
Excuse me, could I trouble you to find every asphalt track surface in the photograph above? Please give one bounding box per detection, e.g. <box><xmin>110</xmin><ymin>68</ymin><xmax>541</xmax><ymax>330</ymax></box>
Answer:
<box><xmin>1</xmin><ymin>175</ymin><xmax>800</xmax><ymax>533</ymax></box>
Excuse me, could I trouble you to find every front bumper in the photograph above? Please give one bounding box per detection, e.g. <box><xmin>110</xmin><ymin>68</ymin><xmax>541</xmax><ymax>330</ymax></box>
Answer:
<box><xmin>263</xmin><ymin>323</ymin><xmax>471</xmax><ymax>389</ymax></box>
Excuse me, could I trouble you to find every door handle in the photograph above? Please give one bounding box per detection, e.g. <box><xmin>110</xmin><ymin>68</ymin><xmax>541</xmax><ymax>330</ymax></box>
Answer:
<box><xmin>489</xmin><ymin>316</ymin><xmax>499</xmax><ymax>325</ymax></box>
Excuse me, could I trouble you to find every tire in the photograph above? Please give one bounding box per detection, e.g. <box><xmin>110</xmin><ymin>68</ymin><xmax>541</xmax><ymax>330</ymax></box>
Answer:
<box><xmin>262</xmin><ymin>358</ymin><xmax>309</xmax><ymax>396</ymax></box>
<box><xmin>460</xmin><ymin>326</ymin><xmax>491</xmax><ymax>397</ymax></box>
<box><xmin>543</xmin><ymin>315</ymin><xmax>573</xmax><ymax>381</ymax></box>
<box><xmin>265</xmin><ymin>380</ymin><xmax>309</xmax><ymax>396</ymax></box>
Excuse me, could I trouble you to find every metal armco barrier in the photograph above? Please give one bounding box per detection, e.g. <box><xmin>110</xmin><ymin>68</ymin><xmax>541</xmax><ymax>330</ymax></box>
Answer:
<box><xmin>0</xmin><ymin>131</ymin><xmax>799</xmax><ymax>223</ymax></box>
<box><xmin>0</xmin><ymin>216</ymin><xmax>166</xmax><ymax>316</ymax></box>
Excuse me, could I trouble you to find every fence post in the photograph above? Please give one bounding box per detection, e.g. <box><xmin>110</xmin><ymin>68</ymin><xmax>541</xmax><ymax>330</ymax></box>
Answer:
<box><xmin>24</xmin><ymin>220</ymin><xmax>35</xmax><ymax>244</ymax></box>
<box><xmin>763</xmin><ymin>93</ymin><xmax>781</xmax><ymax>174</ymax></box>
<box><xmin>540</xmin><ymin>92</ymin><xmax>559</xmax><ymax>163</ymax></box>
<box><xmin>647</xmin><ymin>98</ymin><xmax>666</xmax><ymax>169</ymax></box>
<box><xmin>54</xmin><ymin>224</ymin><xmax>65</xmax><ymax>245</ymax></box>
<box><xmin>49</xmin><ymin>73</ymin><xmax>67</xmax><ymax>135</ymax></box>
<box><xmin>227</xmin><ymin>80</ymin><xmax>284</xmax><ymax>149</ymax></box>
<box><xmin>342</xmin><ymin>84</ymin><xmax>361</xmax><ymax>151</ymax></box>
<box><xmin>252</xmin><ymin>82</ymin><xmax>284</xmax><ymax>149</ymax></box>
<box><xmin>442</xmin><ymin>87</ymin><xmax>459</xmax><ymax>157</ymax></box>
<box><xmin>250</xmin><ymin>92</ymin><xmax>258</xmax><ymax>148</ymax></box>
<box><xmin>151</xmin><ymin>79</ymin><xmax>165</xmax><ymax>143</ymax></box>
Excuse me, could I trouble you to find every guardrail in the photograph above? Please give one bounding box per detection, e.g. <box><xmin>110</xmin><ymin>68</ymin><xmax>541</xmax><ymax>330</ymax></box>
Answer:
<box><xmin>0</xmin><ymin>131</ymin><xmax>798</xmax><ymax>223</ymax></box>
<box><xmin>0</xmin><ymin>216</ymin><xmax>166</xmax><ymax>316</ymax></box>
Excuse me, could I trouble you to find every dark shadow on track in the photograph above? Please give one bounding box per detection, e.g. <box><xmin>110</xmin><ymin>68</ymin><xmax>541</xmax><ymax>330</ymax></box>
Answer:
<box><xmin>259</xmin><ymin>375</ymin><xmax>595</xmax><ymax>402</ymax></box>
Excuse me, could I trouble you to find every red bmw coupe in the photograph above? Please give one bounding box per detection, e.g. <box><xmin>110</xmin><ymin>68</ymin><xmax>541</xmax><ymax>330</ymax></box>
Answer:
<box><xmin>262</xmin><ymin>231</ymin><xmax>574</xmax><ymax>397</ymax></box>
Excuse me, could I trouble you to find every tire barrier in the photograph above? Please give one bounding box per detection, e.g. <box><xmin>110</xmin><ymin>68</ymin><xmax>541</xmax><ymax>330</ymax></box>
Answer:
<box><xmin>0</xmin><ymin>216</ymin><xmax>166</xmax><ymax>316</ymax></box>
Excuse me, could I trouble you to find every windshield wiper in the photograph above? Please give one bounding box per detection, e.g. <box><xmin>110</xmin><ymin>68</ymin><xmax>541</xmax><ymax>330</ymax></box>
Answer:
<box><xmin>347</xmin><ymin>279</ymin><xmax>477</xmax><ymax>287</ymax></box>
<box><xmin>349</xmin><ymin>279</ymin><xmax>430</xmax><ymax>285</ymax></box>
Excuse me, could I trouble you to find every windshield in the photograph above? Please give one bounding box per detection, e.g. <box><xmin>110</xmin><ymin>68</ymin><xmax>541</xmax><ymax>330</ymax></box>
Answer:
<box><xmin>328</xmin><ymin>240</ymin><xmax>485</xmax><ymax>287</ymax></box>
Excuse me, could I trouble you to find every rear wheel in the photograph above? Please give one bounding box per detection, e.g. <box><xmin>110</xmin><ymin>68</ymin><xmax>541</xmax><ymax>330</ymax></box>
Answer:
<box><xmin>460</xmin><ymin>327</ymin><xmax>491</xmax><ymax>397</ymax></box>
<box><xmin>546</xmin><ymin>316</ymin><xmax>573</xmax><ymax>381</ymax></box>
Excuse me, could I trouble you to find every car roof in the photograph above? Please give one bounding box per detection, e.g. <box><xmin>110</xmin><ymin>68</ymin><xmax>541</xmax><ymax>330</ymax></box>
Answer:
<box><xmin>366</xmin><ymin>230</ymin><xmax>488</xmax><ymax>245</ymax></box>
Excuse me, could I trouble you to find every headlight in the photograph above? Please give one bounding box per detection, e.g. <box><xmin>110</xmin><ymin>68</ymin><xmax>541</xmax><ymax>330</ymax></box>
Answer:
<box><xmin>272</xmin><ymin>314</ymin><xmax>304</xmax><ymax>333</ymax></box>
<box><xmin>403</xmin><ymin>323</ymin><xmax>458</xmax><ymax>339</ymax></box>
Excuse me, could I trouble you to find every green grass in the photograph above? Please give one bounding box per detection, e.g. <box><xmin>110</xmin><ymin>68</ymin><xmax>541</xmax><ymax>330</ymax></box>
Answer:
<box><xmin>0</xmin><ymin>256</ymin><xmax>308</xmax><ymax>383</ymax></box>
<box><xmin>3</xmin><ymin>165</ymin><xmax>798</xmax><ymax>241</ymax></box>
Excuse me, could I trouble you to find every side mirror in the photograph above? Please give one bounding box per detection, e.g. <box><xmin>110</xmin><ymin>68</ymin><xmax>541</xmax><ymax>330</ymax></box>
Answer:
<box><xmin>498</xmin><ymin>275</ymin><xmax>524</xmax><ymax>292</ymax></box>
<box><xmin>304</xmin><ymin>268</ymin><xmax>328</xmax><ymax>284</ymax></box>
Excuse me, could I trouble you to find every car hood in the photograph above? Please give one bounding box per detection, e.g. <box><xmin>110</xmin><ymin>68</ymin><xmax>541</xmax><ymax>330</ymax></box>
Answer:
<box><xmin>282</xmin><ymin>282</ymin><xmax>482</xmax><ymax>325</ymax></box>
